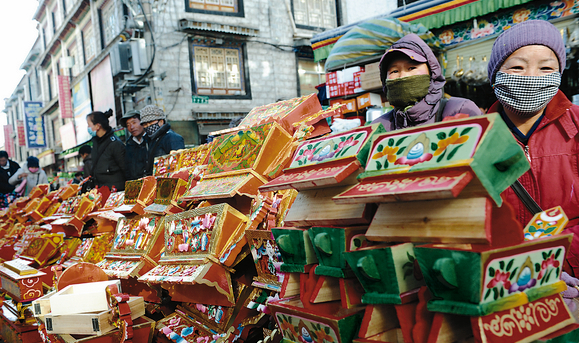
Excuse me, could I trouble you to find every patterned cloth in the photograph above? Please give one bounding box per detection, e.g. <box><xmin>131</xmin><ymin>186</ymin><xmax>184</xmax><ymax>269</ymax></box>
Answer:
<box><xmin>493</xmin><ymin>71</ymin><xmax>561</xmax><ymax>115</ymax></box>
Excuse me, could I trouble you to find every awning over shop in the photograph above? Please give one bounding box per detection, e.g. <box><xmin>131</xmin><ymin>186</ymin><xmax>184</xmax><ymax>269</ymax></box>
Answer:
<box><xmin>324</xmin><ymin>18</ymin><xmax>440</xmax><ymax>72</ymax></box>
<box><xmin>312</xmin><ymin>0</ymin><xmax>536</xmax><ymax>61</ymax></box>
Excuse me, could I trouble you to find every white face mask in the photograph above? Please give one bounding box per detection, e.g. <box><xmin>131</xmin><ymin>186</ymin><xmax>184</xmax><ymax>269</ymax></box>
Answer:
<box><xmin>493</xmin><ymin>71</ymin><xmax>561</xmax><ymax>117</ymax></box>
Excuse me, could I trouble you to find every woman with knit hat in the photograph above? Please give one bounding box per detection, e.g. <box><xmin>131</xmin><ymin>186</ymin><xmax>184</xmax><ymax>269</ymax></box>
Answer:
<box><xmin>372</xmin><ymin>33</ymin><xmax>481</xmax><ymax>130</ymax></box>
<box><xmin>487</xmin><ymin>19</ymin><xmax>579</xmax><ymax>300</ymax></box>
<box><xmin>8</xmin><ymin>156</ymin><xmax>48</xmax><ymax>196</ymax></box>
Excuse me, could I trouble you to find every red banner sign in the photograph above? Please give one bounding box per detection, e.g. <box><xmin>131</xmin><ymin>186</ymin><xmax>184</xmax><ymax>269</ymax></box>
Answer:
<box><xmin>3</xmin><ymin>125</ymin><xmax>15</xmax><ymax>158</ymax></box>
<box><xmin>57</xmin><ymin>75</ymin><xmax>73</xmax><ymax>119</ymax></box>
<box><xmin>16</xmin><ymin>120</ymin><xmax>26</xmax><ymax>146</ymax></box>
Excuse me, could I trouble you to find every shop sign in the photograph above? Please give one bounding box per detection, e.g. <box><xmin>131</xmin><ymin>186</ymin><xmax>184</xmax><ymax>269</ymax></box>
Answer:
<box><xmin>23</xmin><ymin>101</ymin><xmax>47</xmax><ymax>149</ymax></box>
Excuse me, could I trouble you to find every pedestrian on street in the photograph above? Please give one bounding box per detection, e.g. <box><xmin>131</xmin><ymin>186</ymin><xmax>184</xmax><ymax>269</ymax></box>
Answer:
<box><xmin>122</xmin><ymin>110</ymin><xmax>149</xmax><ymax>181</ymax></box>
<box><xmin>139</xmin><ymin>105</ymin><xmax>185</xmax><ymax>175</ymax></box>
<box><xmin>9</xmin><ymin>156</ymin><xmax>48</xmax><ymax>196</ymax></box>
<box><xmin>87</xmin><ymin>109</ymin><xmax>126</xmax><ymax>191</ymax></box>
<box><xmin>78</xmin><ymin>145</ymin><xmax>92</xmax><ymax>179</ymax></box>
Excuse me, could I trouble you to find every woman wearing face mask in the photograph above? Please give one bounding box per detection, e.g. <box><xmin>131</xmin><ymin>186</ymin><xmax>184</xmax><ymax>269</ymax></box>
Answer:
<box><xmin>8</xmin><ymin>156</ymin><xmax>48</xmax><ymax>196</ymax></box>
<box><xmin>372</xmin><ymin>33</ymin><xmax>481</xmax><ymax>130</ymax></box>
<box><xmin>486</xmin><ymin>19</ymin><xmax>579</xmax><ymax>302</ymax></box>
<box><xmin>86</xmin><ymin>109</ymin><xmax>126</xmax><ymax>191</ymax></box>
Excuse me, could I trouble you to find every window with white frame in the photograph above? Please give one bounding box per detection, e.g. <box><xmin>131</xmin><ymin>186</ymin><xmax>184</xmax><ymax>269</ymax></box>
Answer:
<box><xmin>51</xmin><ymin>6</ymin><xmax>61</xmax><ymax>33</ymax></box>
<box><xmin>64</xmin><ymin>0</ymin><xmax>76</xmax><ymax>15</ymax></box>
<box><xmin>186</xmin><ymin>0</ymin><xmax>243</xmax><ymax>16</ymax></box>
<box><xmin>67</xmin><ymin>41</ymin><xmax>81</xmax><ymax>77</ymax></box>
<box><xmin>298</xmin><ymin>59</ymin><xmax>326</xmax><ymax>96</ymax></box>
<box><xmin>82</xmin><ymin>22</ymin><xmax>96</xmax><ymax>64</ymax></box>
<box><xmin>293</xmin><ymin>0</ymin><xmax>337</xmax><ymax>29</ymax></box>
<box><xmin>191</xmin><ymin>41</ymin><xmax>249</xmax><ymax>97</ymax></box>
<box><xmin>101</xmin><ymin>2</ymin><xmax>120</xmax><ymax>45</ymax></box>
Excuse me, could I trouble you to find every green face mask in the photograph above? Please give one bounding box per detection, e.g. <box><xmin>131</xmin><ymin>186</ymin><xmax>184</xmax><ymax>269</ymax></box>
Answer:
<box><xmin>386</xmin><ymin>74</ymin><xmax>431</xmax><ymax>109</ymax></box>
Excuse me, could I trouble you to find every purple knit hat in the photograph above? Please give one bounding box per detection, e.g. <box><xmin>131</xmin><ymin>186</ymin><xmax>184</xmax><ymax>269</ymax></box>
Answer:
<box><xmin>488</xmin><ymin>20</ymin><xmax>566</xmax><ymax>83</ymax></box>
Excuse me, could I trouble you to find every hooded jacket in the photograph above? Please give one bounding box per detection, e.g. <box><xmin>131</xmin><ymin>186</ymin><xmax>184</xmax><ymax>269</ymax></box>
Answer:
<box><xmin>489</xmin><ymin>91</ymin><xmax>579</xmax><ymax>277</ymax></box>
<box><xmin>146</xmin><ymin>123</ymin><xmax>185</xmax><ymax>174</ymax></box>
<box><xmin>8</xmin><ymin>162</ymin><xmax>48</xmax><ymax>196</ymax></box>
<box><xmin>91</xmin><ymin>129</ymin><xmax>126</xmax><ymax>191</ymax></box>
<box><xmin>372</xmin><ymin>34</ymin><xmax>481</xmax><ymax>130</ymax></box>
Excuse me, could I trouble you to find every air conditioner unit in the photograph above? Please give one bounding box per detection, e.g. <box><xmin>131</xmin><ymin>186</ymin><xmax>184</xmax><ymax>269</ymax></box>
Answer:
<box><xmin>129</xmin><ymin>39</ymin><xmax>148</xmax><ymax>75</ymax></box>
<box><xmin>110</xmin><ymin>43</ymin><xmax>132</xmax><ymax>76</ymax></box>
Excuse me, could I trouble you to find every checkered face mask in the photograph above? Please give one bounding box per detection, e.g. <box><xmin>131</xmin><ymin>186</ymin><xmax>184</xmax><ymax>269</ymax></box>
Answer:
<box><xmin>493</xmin><ymin>71</ymin><xmax>561</xmax><ymax>116</ymax></box>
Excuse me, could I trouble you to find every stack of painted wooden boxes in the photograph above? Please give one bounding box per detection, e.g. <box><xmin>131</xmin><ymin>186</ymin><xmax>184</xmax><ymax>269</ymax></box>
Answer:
<box><xmin>264</xmin><ymin>113</ymin><xmax>579</xmax><ymax>343</ymax></box>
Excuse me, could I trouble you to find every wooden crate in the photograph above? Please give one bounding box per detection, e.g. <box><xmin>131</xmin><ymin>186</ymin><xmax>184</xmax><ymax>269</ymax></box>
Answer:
<box><xmin>45</xmin><ymin>315</ymin><xmax>154</xmax><ymax>343</ymax></box>
<box><xmin>0</xmin><ymin>304</ymin><xmax>42</xmax><ymax>343</ymax></box>
<box><xmin>114</xmin><ymin>177</ymin><xmax>157</xmax><ymax>215</ymax></box>
<box><xmin>49</xmin><ymin>280</ymin><xmax>121</xmax><ymax>316</ymax></box>
<box><xmin>44</xmin><ymin>297</ymin><xmax>144</xmax><ymax>335</ymax></box>
<box><xmin>415</xmin><ymin>234</ymin><xmax>572</xmax><ymax>316</ymax></box>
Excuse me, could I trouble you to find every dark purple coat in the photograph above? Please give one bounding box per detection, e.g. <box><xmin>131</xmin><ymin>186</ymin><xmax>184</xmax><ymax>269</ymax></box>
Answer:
<box><xmin>372</xmin><ymin>34</ymin><xmax>481</xmax><ymax>130</ymax></box>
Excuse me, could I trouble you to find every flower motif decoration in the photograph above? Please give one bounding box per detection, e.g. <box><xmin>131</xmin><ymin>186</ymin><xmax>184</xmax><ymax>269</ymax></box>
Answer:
<box><xmin>487</xmin><ymin>270</ymin><xmax>511</xmax><ymax>290</ymax></box>
<box><xmin>439</xmin><ymin>30</ymin><xmax>454</xmax><ymax>45</ymax></box>
<box><xmin>372</xmin><ymin>145</ymin><xmax>399</xmax><ymax>163</ymax></box>
<box><xmin>433</xmin><ymin>132</ymin><xmax>469</xmax><ymax>157</ymax></box>
<box><xmin>278</xmin><ymin>316</ymin><xmax>299</xmax><ymax>339</ymax></box>
<box><xmin>513</xmin><ymin>8</ymin><xmax>531</xmax><ymax>23</ymax></box>
<box><xmin>538</xmin><ymin>254</ymin><xmax>560</xmax><ymax>280</ymax></box>
<box><xmin>395</xmin><ymin>133</ymin><xmax>433</xmax><ymax>166</ymax></box>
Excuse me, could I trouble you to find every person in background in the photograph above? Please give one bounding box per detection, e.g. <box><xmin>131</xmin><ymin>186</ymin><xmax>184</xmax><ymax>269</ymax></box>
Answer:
<box><xmin>139</xmin><ymin>105</ymin><xmax>185</xmax><ymax>175</ymax></box>
<box><xmin>372</xmin><ymin>33</ymin><xmax>481</xmax><ymax>129</ymax></box>
<box><xmin>87</xmin><ymin>109</ymin><xmax>126</xmax><ymax>191</ymax></box>
<box><xmin>122</xmin><ymin>110</ymin><xmax>149</xmax><ymax>180</ymax></box>
<box><xmin>0</xmin><ymin>150</ymin><xmax>20</xmax><ymax>195</ymax></box>
<box><xmin>9</xmin><ymin>156</ymin><xmax>48</xmax><ymax>196</ymax></box>
<box><xmin>72</xmin><ymin>172</ymin><xmax>83</xmax><ymax>184</ymax></box>
<box><xmin>486</xmin><ymin>19</ymin><xmax>579</xmax><ymax>307</ymax></box>
<box><xmin>79</xmin><ymin>145</ymin><xmax>92</xmax><ymax>179</ymax></box>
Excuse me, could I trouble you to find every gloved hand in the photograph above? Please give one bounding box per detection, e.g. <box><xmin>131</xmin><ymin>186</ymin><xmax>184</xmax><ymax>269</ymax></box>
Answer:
<box><xmin>561</xmin><ymin>272</ymin><xmax>579</xmax><ymax>312</ymax></box>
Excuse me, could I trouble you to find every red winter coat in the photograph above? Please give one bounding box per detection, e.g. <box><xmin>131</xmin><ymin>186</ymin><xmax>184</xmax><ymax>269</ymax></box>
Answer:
<box><xmin>489</xmin><ymin>90</ymin><xmax>579</xmax><ymax>276</ymax></box>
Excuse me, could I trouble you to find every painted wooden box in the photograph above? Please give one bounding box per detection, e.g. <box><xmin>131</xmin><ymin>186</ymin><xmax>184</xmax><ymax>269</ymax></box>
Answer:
<box><xmin>471</xmin><ymin>293</ymin><xmax>575</xmax><ymax>343</ymax></box>
<box><xmin>212</xmin><ymin>94</ymin><xmax>322</xmax><ymax>137</ymax></box>
<box><xmin>96</xmin><ymin>214</ymin><xmax>166</xmax><ymax>279</ymax></box>
<box><xmin>19</xmin><ymin>233</ymin><xmax>64</xmax><ymax>267</ymax></box>
<box><xmin>44</xmin><ymin>296</ymin><xmax>144</xmax><ymax>335</ymax></box>
<box><xmin>155</xmin><ymin>310</ymin><xmax>216</xmax><ymax>343</ymax></box>
<box><xmin>0</xmin><ymin>259</ymin><xmax>45</xmax><ymax>303</ymax></box>
<box><xmin>144</xmin><ymin>177</ymin><xmax>189</xmax><ymax>214</ymax></box>
<box><xmin>63</xmin><ymin>233</ymin><xmax>114</xmax><ymax>268</ymax></box>
<box><xmin>271</xmin><ymin>227</ymin><xmax>318</xmax><ymax>273</ymax></box>
<box><xmin>414</xmin><ymin>234</ymin><xmax>572</xmax><ymax>316</ymax></box>
<box><xmin>246</xmin><ymin>229</ymin><xmax>284</xmax><ymax>291</ymax></box>
<box><xmin>50</xmin><ymin>190</ymin><xmax>103</xmax><ymax>237</ymax></box>
<box><xmin>49</xmin><ymin>280</ymin><xmax>121</xmax><ymax>316</ymax></box>
<box><xmin>268</xmin><ymin>297</ymin><xmax>364</xmax><ymax>343</ymax></box>
<box><xmin>86</xmin><ymin>191</ymin><xmax>125</xmax><ymax>234</ymax></box>
<box><xmin>43</xmin><ymin>315</ymin><xmax>155</xmax><ymax>343</ymax></box>
<box><xmin>138</xmin><ymin>203</ymin><xmax>248</xmax><ymax>306</ymax></box>
<box><xmin>181</xmin><ymin>170</ymin><xmax>267</xmax><ymax>203</ymax></box>
<box><xmin>343</xmin><ymin>243</ymin><xmax>425</xmax><ymax>304</ymax></box>
<box><xmin>308</xmin><ymin>226</ymin><xmax>368</xmax><ymax>278</ymax></box>
<box><xmin>0</xmin><ymin>304</ymin><xmax>42</xmax><ymax>343</ymax></box>
<box><xmin>114</xmin><ymin>176</ymin><xmax>157</xmax><ymax>215</ymax></box>
<box><xmin>333</xmin><ymin>113</ymin><xmax>529</xmax><ymax>207</ymax></box>
<box><xmin>153</xmin><ymin>143</ymin><xmax>212</xmax><ymax>176</ymax></box>
<box><xmin>260</xmin><ymin>124</ymin><xmax>385</xmax><ymax>192</ymax></box>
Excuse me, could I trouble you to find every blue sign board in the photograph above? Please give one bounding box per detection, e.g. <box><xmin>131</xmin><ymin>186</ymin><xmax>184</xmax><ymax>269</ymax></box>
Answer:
<box><xmin>23</xmin><ymin>101</ymin><xmax>46</xmax><ymax>148</ymax></box>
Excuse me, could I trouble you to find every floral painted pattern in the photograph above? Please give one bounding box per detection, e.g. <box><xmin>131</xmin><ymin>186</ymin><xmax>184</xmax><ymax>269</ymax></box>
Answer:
<box><xmin>434</xmin><ymin>1</ymin><xmax>579</xmax><ymax>47</ymax></box>
<box><xmin>96</xmin><ymin>259</ymin><xmax>142</xmax><ymax>278</ymax></box>
<box><xmin>112</xmin><ymin>216</ymin><xmax>160</xmax><ymax>252</ymax></box>
<box><xmin>290</xmin><ymin>128</ymin><xmax>369</xmax><ymax>168</ymax></box>
<box><xmin>482</xmin><ymin>247</ymin><xmax>565</xmax><ymax>303</ymax></box>
<box><xmin>276</xmin><ymin>314</ymin><xmax>338</xmax><ymax>343</ymax></box>
<box><xmin>165</xmin><ymin>213</ymin><xmax>216</xmax><ymax>255</ymax></box>
<box><xmin>184</xmin><ymin>174</ymin><xmax>249</xmax><ymax>199</ymax></box>
<box><xmin>139</xmin><ymin>264</ymin><xmax>202</xmax><ymax>284</ymax></box>
<box><xmin>207</xmin><ymin>123</ymin><xmax>273</xmax><ymax>174</ymax></box>
<box><xmin>368</xmin><ymin>125</ymin><xmax>479</xmax><ymax>173</ymax></box>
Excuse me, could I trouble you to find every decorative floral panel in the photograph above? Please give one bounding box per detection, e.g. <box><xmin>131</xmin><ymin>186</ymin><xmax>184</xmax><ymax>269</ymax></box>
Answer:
<box><xmin>154</xmin><ymin>153</ymin><xmax>182</xmax><ymax>176</ymax></box>
<box><xmin>139</xmin><ymin>264</ymin><xmax>203</xmax><ymax>284</ymax></box>
<box><xmin>178</xmin><ymin>144</ymin><xmax>212</xmax><ymax>170</ymax></box>
<box><xmin>183</xmin><ymin>173</ymin><xmax>249</xmax><ymax>199</ymax></box>
<box><xmin>482</xmin><ymin>246</ymin><xmax>566</xmax><ymax>304</ymax></box>
<box><xmin>206</xmin><ymin>122</ymin><xmax>273</xmax><ymax>175</ymax></box>
<box><xmin>103</xmin><ymin>191</ymin><xmax>125</xmax><ymax>209</ymax></box>
<box><xmin>56</xmin><ymin>196</ymin><xmax>82</xmax><ymax>214</ymax></box>
<box><xmin>289</xmin><ymin>128</ymin><xmax>369</xmax><ymax>169</ymax></box>
<box><xmin>96</xmin><ymin>259</ymin><xmax>143</xmax><ymax>278</ymax></box>
<box><xmin>157</xmin><ymin>312</ymin><xmax>218</xmax><ymax>343</ymax></box>
<box><xmin>112</xmin><ymin>216</ymin><xmax>163</xmax><ymax>253</ymax></box>
<box><xmin>276</xmin><ymin>313</ymin><xmax>339</xmax><ymax>343</ymax></box>
<box><xmin>165</xmin><ymin>212</ymin><xmax>217</xmax><ymax>256</ymax></box>
<box><xmin>367</xmin><ymin>124</ymin><xmax>482</xmax><ymax>174</ymax></box>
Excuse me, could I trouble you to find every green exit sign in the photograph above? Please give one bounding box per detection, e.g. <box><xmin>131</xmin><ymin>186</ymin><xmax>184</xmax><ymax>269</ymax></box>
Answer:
<box><xmin>192</xmin><ymin>95</ymin><xmax>209</xmax><ymax>104</ymax></box>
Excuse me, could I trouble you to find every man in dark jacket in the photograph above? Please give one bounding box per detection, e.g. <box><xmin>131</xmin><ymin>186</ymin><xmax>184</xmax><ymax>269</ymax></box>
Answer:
<box><xmin>121</xmin><ymin>110</ymin><xmax>149</xmax><ymax>180</ymax></box>
<box><xmin>0</xmin><ymin>150</ymin><xmax>20</xmax><ymax>194</ymax></box>
<box><xmin>79</xmin><ymin>145</ymin><xmax>92</xmax><ymax>179</ymax></box>
<box><xmin>139</xmin><ymin>105</ymin><xmax>185</xmax><ymax>175</ymax></box>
